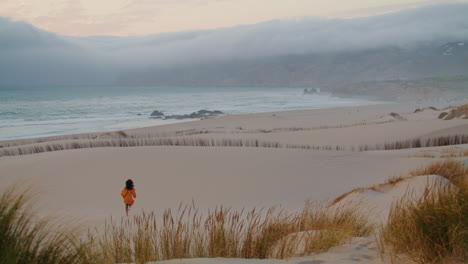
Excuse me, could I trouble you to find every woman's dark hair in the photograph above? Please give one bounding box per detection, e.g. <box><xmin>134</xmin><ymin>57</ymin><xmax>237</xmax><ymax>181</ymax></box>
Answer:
<box><xmin>125</xmin><ymin>179</ymin><xmax>134</xmax><ymax>190</ymax></box>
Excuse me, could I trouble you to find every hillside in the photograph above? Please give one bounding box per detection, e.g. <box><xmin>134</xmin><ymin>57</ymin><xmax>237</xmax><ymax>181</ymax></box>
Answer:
<box><xmin>1</xmin><ymin>3</ymin><xmax>468</xmax><ymax>94</ymax></box>
<box><xmin>116</xmin><ymin>42</ymin><xmax>468</xmax><ymax>90</ymax></box>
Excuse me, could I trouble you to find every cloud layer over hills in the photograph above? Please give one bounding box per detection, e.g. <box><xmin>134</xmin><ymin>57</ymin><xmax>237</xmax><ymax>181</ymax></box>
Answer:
<box><xmin>1</xmin><ymin>3</ymin><xmax>468</xmax><ymax>86</ymax></box>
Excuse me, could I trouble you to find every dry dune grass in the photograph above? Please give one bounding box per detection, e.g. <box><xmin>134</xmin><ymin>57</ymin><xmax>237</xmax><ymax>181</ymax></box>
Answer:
<box><xmin>0</xmin><ymin>137</ymin><xmax>346</xmax><ymax>157</ymax></box>
<box><xmin>325</xmin><ymin>160</ymin><xmax>468</xmax><ymax>263</ymax></box>
<box><xmin>329</xmin><ymin>160</ymin><xmax>467</xmax><ymax>207</ymax></box>
<box><xmin>230</xmin><ymin>119</ymin><xmax>395</xmax><ymax>135</ymax></box>
<box><xmin>440</xmin><ymin>104</ymin><xmax>468</xmax><ymax>120</ymax></box>
<box><xmin>410</xmin><ymin>146</ymin><xmax>468</xmax><ymax>159</ymax></box>
<box><xmin>1</xmin><ymin>160</ymin><xmax>465</xmax><ymax>263</ymax></box>
<box><xmin>0</xmin><ymin>184</ymin><xmax>372</xmax><ymax>263</ymax></box>
<box><xmin>408</xmin><ymin>159</ymin><xmax>468</xmax><ymax>185</ymax></box>
<box><xmin>94</xmin><ymin>130</ymin><xmax>129</xmax><ymax>139</ymax></box>
<box><xmin>358</xmin><ymin>134</ymin><xmax>468</xmax><ymax>151</ymax></box>
<box><xmin>380</xmin><ymin>175</ymin><xmax>468</xmax><ymax>263</ymax></box>
<box><xmin>409</xmin><ymin>149</ymin><xmax>436</xmax><ymax>158</ymax></box>
<box><xmin>440</xmin><ymin>147</ymin><xmax>468</xmax><ymax>158</ymax></box>
<box><xmin>0</xmin><ymin>186</ymin><xmax>92</xmax><ymax>264</ymax></box>
<box><xmin>413</xmin><ymin>106</ymin><xmax>439</xmax><ymax>113</ymax></box>
<box><xmin>88</xmin><ymin>202</ymin><xmax>372</xmax><ymax>264</ymax></box>
<box><xmin>1</xmin><ymin>132</ymin><xmax>467</xmax><ymax>158</ymax></box>
<box><xmin>0</xmin><ymin>118</ymin><xmax>396</xmax><ymax>149</ymax></box>
<box><xmin>0</xmin><ymin>129</ymin><xmax>212</xmax><ymax>148</ymax></box>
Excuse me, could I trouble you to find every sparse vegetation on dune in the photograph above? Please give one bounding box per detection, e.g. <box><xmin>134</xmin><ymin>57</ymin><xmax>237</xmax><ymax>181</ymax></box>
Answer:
<box><xmin>325</xmin><ymin>160</ymin><xmax>468</xmax><ymax>263</ymax></box>
<box><xmin>2</xmin><ymin>132</ymin><xmax>467</xmax><ymax>157</ymax></box>
<box><xmin>414</xmin><ymin>106</ymin><xmax>439</xmax><ymax>113</ymax></box>
<box><xmin>0</xmin><ymin>186</ymin><xmax>371</xmax><ymax>264</ymax></box>
<box><xmin>439</xmin><ymin>146</ymin><xmax>468</xmax><ymax>158</ymax></box>
<box><xmin>358</xmin><ymin>134</ymin><xmax>468</xmax><ymax>151</ymax></box>
<box><xmin>408</xmin><ymin>159</ymin><xmax>468</xmax><ymax>186</ymax></box>
<box><xmin>1</xmin><ymin>160</ymin><xmax>466</xmax><ymax>263</ymax></box>
<box><xmin>0</xmin><ymin>129</ymin><xmax>212</xmax><ymax>148</ymax></box>
<box><xmin>410</xmin><ymin>146</ymin><xmax>468</xmax><ymax>158</ymax></box>
<box><xmin>0</xmin><ymin>137</ymin><xmax>347</xmax><ymax>157</ymax></box>
<box><xmin>0</xmin><ymin>119</ymin><xmax>395</xmax><ymax>150</ymax></box>
<box><xmin>89</xmin><ymin>202</ymin><xmax>371</xmax><ymax>264</ymax></box>
<box><xmin>0</xmin><ymin>187</ymin><xmax>91</xmax><ymax>264</ymax></box>
<box><xmin>329</xmin><ymin>160</ymin><xmax>467</xmax><ymax>208</ymax></box>
<box><xmin>439</xmin><ymin>104</ymin><xmax>468</xmax><ymax>120</ymax></box>
<box><xmin>380</xmin><ymin>174</ymin><xmax>468</xmax><ymax>263</ymax></box>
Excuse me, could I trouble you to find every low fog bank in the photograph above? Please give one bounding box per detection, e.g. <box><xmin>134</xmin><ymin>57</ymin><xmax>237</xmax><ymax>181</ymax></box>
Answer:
<box><xmin>1</xmin><ymin>3</ymin><xmax>468</xmax><ymax>88</ymax></box>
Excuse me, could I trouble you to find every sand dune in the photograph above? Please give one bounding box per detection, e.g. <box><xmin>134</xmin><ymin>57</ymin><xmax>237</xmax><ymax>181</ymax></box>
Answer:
<box><xmin>328</xmin><ymin>174</ymin><xmax>450</xmax><ymax>225</ymax></box>
<box><xmin>0</xmin><ymin>102</ymin><xmax>467</xmax><ymax>263</ymax></box>
<box><xmin>145</xmin><ymin>171</ymin><xmax>457</xmax><ymax>264</ymax></box>
<box><xmin>0</xmin><ymin>146</ymin><xmax>436</xmax><ymax>225</ymax></box>
<box><xmin>148</xmin><ymin>236</ymin><xmax>379</xmax><ymax>264</ymax></box>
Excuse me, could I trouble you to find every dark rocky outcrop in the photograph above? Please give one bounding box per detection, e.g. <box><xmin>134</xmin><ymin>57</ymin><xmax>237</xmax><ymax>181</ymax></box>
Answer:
<box><xmin>150</xmin><ymin>110</ymin><xmax>164</xmax><ymax>117</ymax></box>
<box><xmin>149</xmin><ymin>109</ymin><xmax>224</xmax><ymax>120</ymax></box>
<box><xmin>303</xmin><ymin>88</ymin><xmax>320</xmax><ymax>94</ymax></box>
<box><xmin>197</xmin><ymin>110</ymin><xmax>223</xmax><ymax>115</ymax></box>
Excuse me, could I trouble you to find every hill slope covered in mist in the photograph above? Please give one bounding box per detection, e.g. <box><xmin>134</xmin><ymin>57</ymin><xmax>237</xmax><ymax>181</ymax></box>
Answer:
<box><xmin>1</xmin><ymin>3</ymin><xmax>468</xmax><ymax>98</ymax></box>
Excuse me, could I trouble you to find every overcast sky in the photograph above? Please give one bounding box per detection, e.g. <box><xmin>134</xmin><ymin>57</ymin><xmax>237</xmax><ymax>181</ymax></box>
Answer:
<box><xmin>1</xmin><ymin>3</ymin><xmax>468</xmax><ymax>86</ymax></box>
<box><xmin>0</xmin><ymin>0</ymin><xmax>467</xmax><ymax>36</ymax></box>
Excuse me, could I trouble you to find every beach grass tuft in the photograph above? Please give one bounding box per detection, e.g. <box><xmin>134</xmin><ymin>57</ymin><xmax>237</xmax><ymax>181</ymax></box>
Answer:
<box><xmin>379</xmin><ymin>174</ymin><xmax>468</xmax><ymax>263</ymax></box>
<box><xmin>408</xmin><ymin>159</ymin><xmax>468</xmax><ymax>185</ymax></box>
<box><xmin>89</xmin><ymin>202</ymin><xmax>372</xmax><ymax>263</ymax></box>
<box><xmin>329</xmin><ymin>160</ymin><xmax>467</xmax><ymax>208</ymax></box>
<box><xmin>358</xmin><ymin>134</ymin><xmax>468</xmax><ymax>151</ymax></box>
<box><xmin>0</xmin><ymin>186</ymin><xmax>92</xmax><ymax>264</ymax></box>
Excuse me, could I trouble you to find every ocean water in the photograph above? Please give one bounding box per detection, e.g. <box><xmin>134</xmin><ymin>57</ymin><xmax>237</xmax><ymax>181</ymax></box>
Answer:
<box><xmin>0</xmin><ymin>86</ymin><xmax>379</xmax><ymax>140</ymax></box>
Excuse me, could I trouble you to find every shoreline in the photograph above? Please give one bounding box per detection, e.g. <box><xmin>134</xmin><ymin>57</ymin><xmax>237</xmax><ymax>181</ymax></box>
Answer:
<box><xmin>0</xmin><ymin>100</ymin><xmax>388</xmax><ymax>143</ymax></box>
<box><xmin>0</xmin><ymin>90</ymin><xmax>387</xmax><ymax>142</ymax></box>
<box><xmin>1</xmin><ymin>100</ymin><xmax>466</xmax><ymax>150</ymax></box>
<box><xmin>5</xmin><ymin>89</ymin><xmax>466</xmax><ymax>143</ymax></box>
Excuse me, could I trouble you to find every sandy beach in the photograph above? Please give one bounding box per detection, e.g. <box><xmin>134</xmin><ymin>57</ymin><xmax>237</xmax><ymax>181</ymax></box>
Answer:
<box><xmin>3</xmin><ymin>3</ymin><xmax>468</xmax><ymax>263</ymax></box>
<box><xmin>0</xmin><ymin>101</ymin><xmax>467</xmax><ymax>264</ymax></box>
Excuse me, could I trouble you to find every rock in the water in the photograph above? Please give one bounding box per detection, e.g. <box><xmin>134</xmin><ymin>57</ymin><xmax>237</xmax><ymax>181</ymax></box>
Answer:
<box><xmin>150</xmin><ymin>110</ymin><xmax>164</xmax><ymax>119</ymax></box>
<box><xmin>303</xmin><ymin>88</ymin><xmax>320</xmax><ymax>94</ymax></box>
<box><xmin>195</xmin><ymin>110</ymin><xmax>224</xmax><ymax>116</ymax></box>
<box><xmin>164</xmin><ymin>114</ymin><xmax>189</xmax><ymax>120</ymax></box>
<box><xmin>163</xmin><ymin>110</ymin><xmax>224</xmax><ymax>120</ymax></box>
<box><xmin>150</xmin><ymin>110</ymin><xmax>164</xmax><ymax>117</ymax></box>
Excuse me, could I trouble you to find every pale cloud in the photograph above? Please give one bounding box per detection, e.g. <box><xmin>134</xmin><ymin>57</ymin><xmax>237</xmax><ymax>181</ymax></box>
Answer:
<box><xmin>1</xmin><ymin>3</ymin><xmax>468</xmax><ymax>85</ymax></box>
<box><xmin>1</xmin><ymin>0</ymin><xmax>468</xmax><ymax>35</ymax></box>
<box><xmin>335</xmin><ymin>0</ymin><xmax>466</xmax><ymax>17</ymax></box>
<box><xmin>26</xmin><ymin>0</ymin><xmax>158</xmax><ymax>35</ymax></box>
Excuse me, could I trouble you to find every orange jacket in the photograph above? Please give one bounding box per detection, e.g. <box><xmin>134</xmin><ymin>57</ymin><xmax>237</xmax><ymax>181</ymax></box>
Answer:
<box><xmin>121</xmin><ymin>188</ymin><xmax>136</xmax><ymax>205</ymax></box>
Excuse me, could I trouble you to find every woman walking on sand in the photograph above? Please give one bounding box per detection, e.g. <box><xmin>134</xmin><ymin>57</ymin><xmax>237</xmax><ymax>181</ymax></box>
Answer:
<box><xmin>121</xmin><ymin>179</ymin><xmax>136</xmax><ymax>216</ymax></box>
